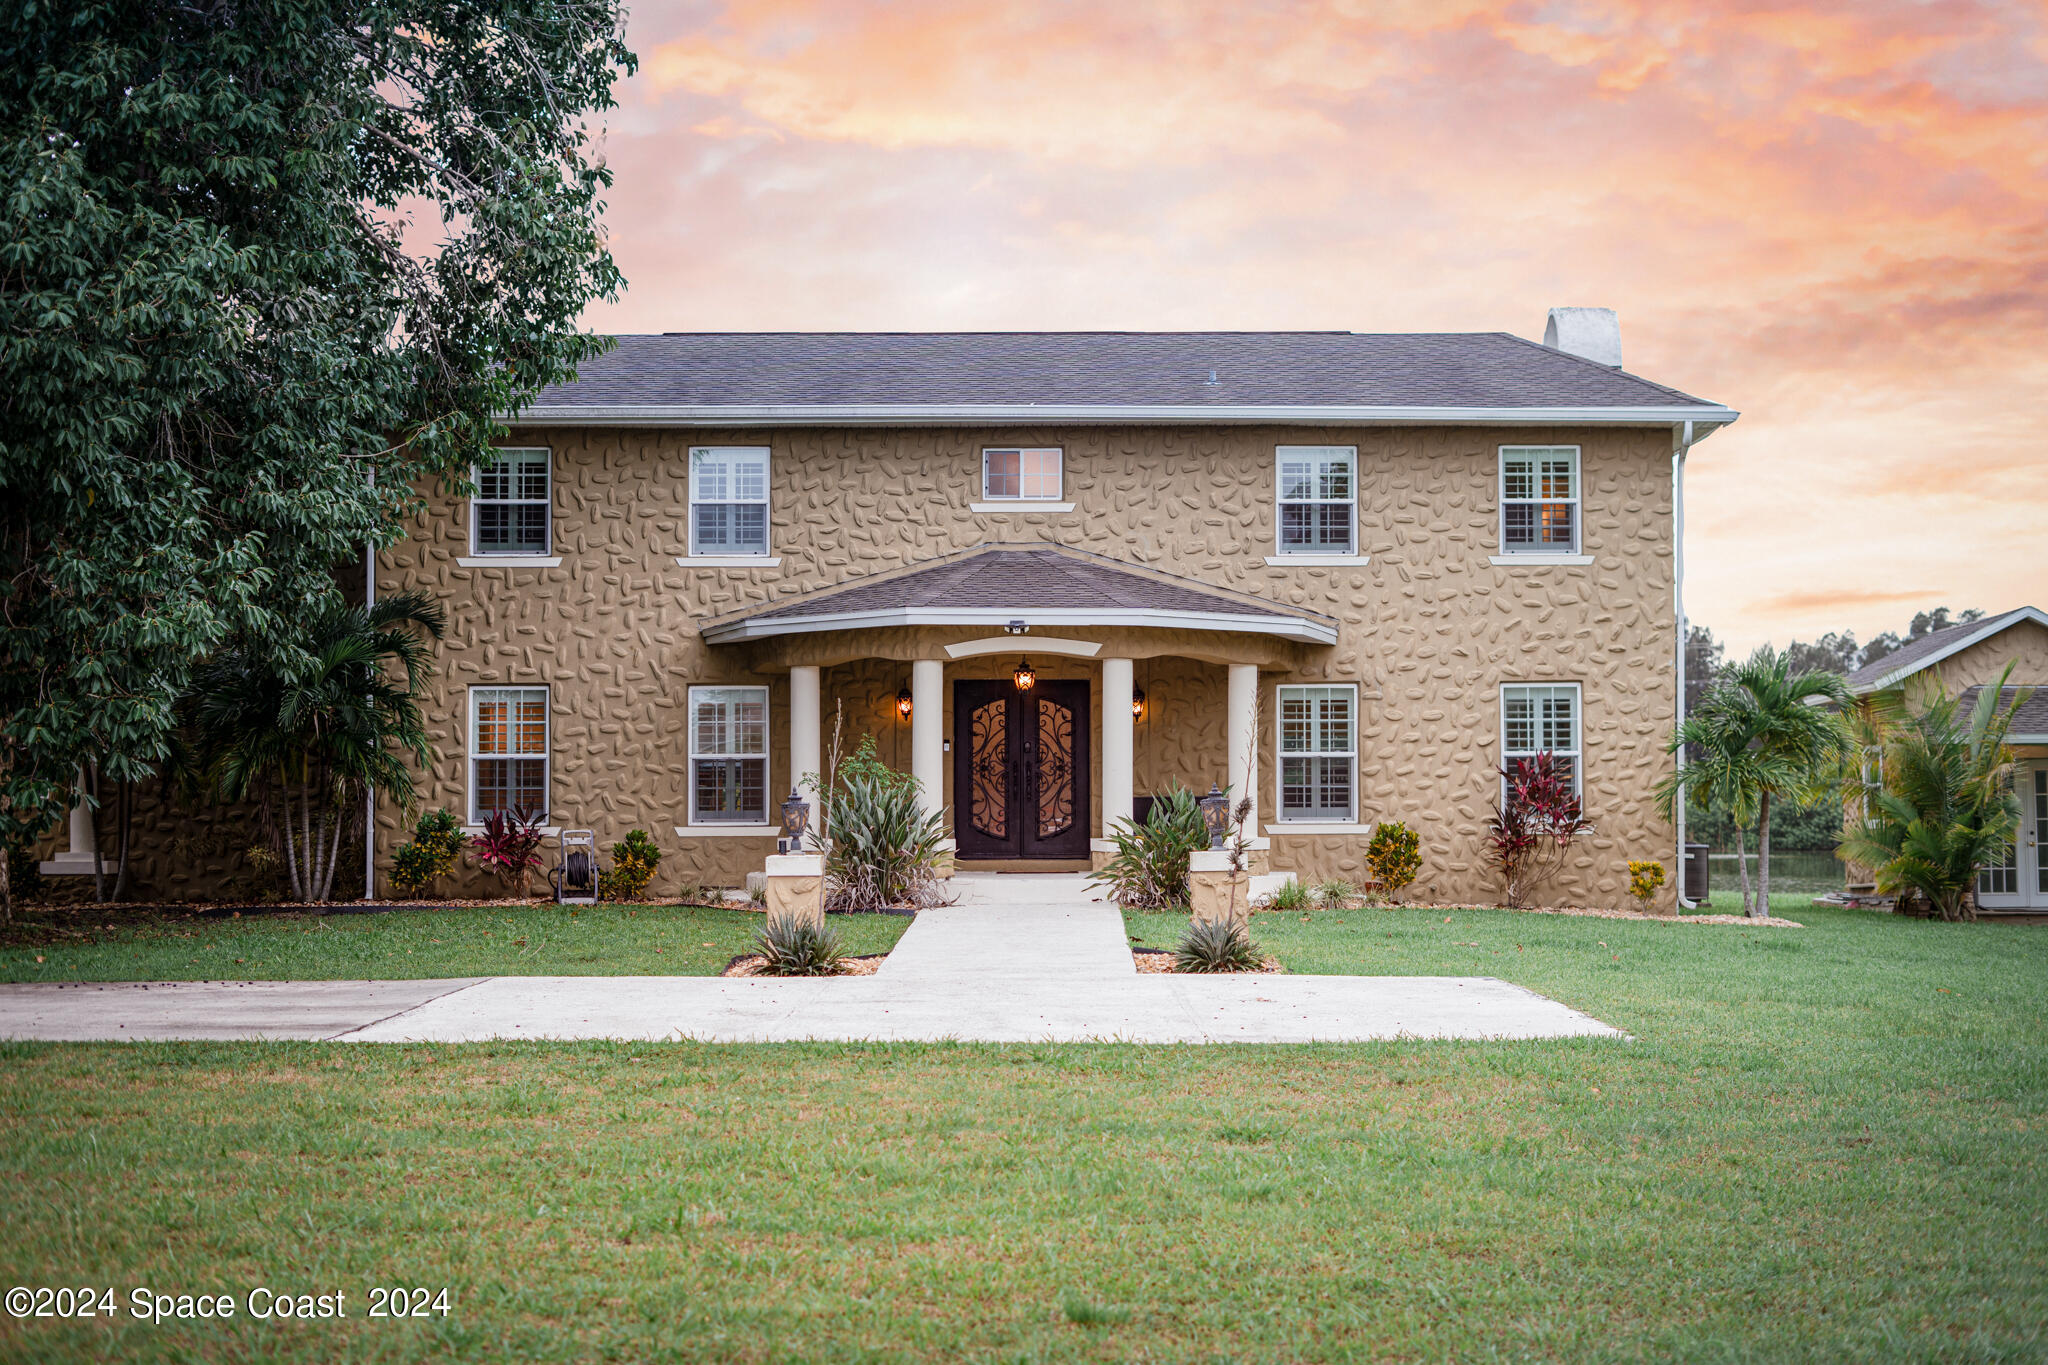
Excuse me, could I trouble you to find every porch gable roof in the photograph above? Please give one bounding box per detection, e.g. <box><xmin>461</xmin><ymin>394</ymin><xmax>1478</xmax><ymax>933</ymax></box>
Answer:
<box><xmin>700</xmin><ymin>544</ymin><xmax>1340</xmax><ymax>646</ymax></box>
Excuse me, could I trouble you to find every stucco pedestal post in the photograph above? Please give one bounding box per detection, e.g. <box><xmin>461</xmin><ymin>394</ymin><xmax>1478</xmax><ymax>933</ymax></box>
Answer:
<box><xmin>763</xmin><ymin>853</ymin><xmax>825</xmax><ymax>933</ymax></box>
<box><xmin>1096</xmin><ymin>657</ymin><xmax>1135</xmax><ymax>872</ymax></box>
<box><xmin>789</xmin><ymin>665</ymin><xmax>822</xmax><ymax>834</ymax></box>
<box><xmin>1189</xmin><ymin>849</ymin><xmax>1251</xmax><ymax>931</ymax></box>
<box><xmin>39</xmin><ymin>768</ymin><xmax>107</xmax><ymax>877</ymax></box>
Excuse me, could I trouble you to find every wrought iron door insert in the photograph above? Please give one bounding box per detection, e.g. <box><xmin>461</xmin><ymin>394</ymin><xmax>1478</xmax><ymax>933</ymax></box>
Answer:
<box><xmin>952</xmin><ymin>679</ymin><xmax>1090</xmax><ymax>860</ymax></box>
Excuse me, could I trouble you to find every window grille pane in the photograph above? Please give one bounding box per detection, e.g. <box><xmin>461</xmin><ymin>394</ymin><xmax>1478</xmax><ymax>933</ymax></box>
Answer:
<box><xmin>1503</xmin><ymin>503</ymin><xmax>1536</xmax><ymax>547</ymax></box>
<box><xmin>478</xmin><ymin>459</ymin><xmax>513</xmax><ymax>501</ymax></box>
<box><xmin>692</xmin><ymin>689</ymin><xmax>767</xmax><ymax>757</ymax></box>
<box><xmin>512</xmin><ymin>452</ymin><xmax>550</xmax><ymax>500</ymax></box>
<box><xmin>1540</xmin><ymin>459</ymin><xmax>1575</xmax><ymax>500</ymax></box>
<box><xmin>1539</xmin><ymin>503</ymin><xmax>1574</xmax><ymax>548</ymax></box>
<box><xmin>1279</xmin><ymin>459</ymin><xmax>1315</xmax><ymax>501</ymax></box>
<box><xmin>694</xmin><ymin>758</ymin><xmax>766</xmax><ymax>822</ymax></box>
<box><xmin>1278</xmin><ymin>504</ymin><xmax>1315</xmax><ymax>550</ymax></box>
<box><xmin>729</xmin><ymin>505</ymin><xmax>768</xmax><ymax>554</ymax></box>
<box><xmin>985</xmin><ymin>450</ymin><xmax>1020</xmax><ymax>498</ymax></box>
<box><xmin>1019</xmin><ymin>449</ymin><xmax>1060</xmax><ymax>499</ymax></box>
<box><xmin>1502</xmin><ymin>459</ymin><xmax>1535</xmax><ymax>501</ymax></box>
<box><xmin>1280</xmin><ymin>694</ymin><xmax>1314</xmax><ymax>752</ymax></box>
<box><xmin>1503</xmin><ymin>695</ymin><xmax>1535</xmax><ymax>752</ymax></box>
<box><xmin>1317</xmin><ymin>455</ymin><xmax>1353</xmax><ymax>500</ymax></box>
<box><xmin>1314</xmin><ymin>503</ymin><xmax>1352</xmax><ymax>551</ymax></box>
<box><xmin>475</xmin><ymin>758</ymin><xmax>547</xmax><ymax>820</ymax></box>
<box><xmin>476</xmin><ymin>698</ymin><xmax>509</xmax><ymax>755</ymax></box>
<box><xmin>693</xmin><ymin>504</ymin><xmax>731</xmax><ymax>551</ymax></box>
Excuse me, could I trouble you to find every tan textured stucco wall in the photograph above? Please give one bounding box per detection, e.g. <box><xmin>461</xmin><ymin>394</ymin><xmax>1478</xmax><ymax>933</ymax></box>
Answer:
<box><xmin>1901</xmin><ymin>620</ymin><xmax>2048</xmax><ymax>701</ymax></box>
<box><xmin>91</xmin><ymin>422</ymin><xmax>1681</xmax><ymax>907</ymax></box>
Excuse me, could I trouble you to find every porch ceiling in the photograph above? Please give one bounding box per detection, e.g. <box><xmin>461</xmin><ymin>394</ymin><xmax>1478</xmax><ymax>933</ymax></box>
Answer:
<box><xmin>699</xmin><ymin>544</ymin><xmax>1340</xmax><ymax>649</ymax></box>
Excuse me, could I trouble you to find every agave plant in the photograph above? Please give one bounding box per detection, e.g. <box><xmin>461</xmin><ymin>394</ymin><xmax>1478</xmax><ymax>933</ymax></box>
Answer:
<box><xmin>1090</xmin><ymin>783</ymin><xmax>1210</xmax><ymax>910</ymax></box>
<box><xmin>1174</xmin><ymin>915</ymin><xmax>1265</xmax><ymax>973</ymax></box>
<box><xmin>754</xmin><ymin>914</ymin><xmax>847</xmax><ymax>976</ymax></box>
<box><xmin>822</xmin><ymin>766</ymin><xmax>950</xmax><ymax>912</ymax></box>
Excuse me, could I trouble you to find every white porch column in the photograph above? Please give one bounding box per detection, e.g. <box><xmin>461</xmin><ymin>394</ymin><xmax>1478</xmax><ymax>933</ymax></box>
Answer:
<box><xmin>910</xmin><ymin>658</ymin><xmax>945</xmax><ymax>824</ymax></box>
<box><xmin>789</xmin><ymin>665</ymin><xmax>822</xmax><ymax>830</ymax></box>
<box><xmin>1101</xmin><ymin>658</ymin><xmax>1135</xmax><ymax>840</ymax></box>
<box><xmin>1227</xmin><ymin>663</ymin><xmax>1259</xmax><ymax>835</ymax></box>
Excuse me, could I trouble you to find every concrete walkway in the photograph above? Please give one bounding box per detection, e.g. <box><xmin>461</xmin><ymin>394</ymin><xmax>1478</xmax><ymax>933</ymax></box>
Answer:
<box><xmin>0</xmin><ymin>875</ymin><xmax>1624</xmax><ymax>1044</ymax></box>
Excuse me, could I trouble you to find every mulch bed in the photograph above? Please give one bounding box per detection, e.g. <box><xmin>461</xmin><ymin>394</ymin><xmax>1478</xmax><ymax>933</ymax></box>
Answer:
<box><xmin>720</xmin><ymin>952</ymin><xmax>889</xmax><ymax>978</ymax></box>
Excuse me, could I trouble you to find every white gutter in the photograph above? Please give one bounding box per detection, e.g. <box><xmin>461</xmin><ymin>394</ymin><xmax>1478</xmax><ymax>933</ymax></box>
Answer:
<box><xmin>702</xmin><ymin>605</ymin><xmax>1340</xmax><ymax>646</ymax></box>
<box><xmin>1674</xmin><ymin>420</ymin><xmax>1697</xmax><ymax>910</ymax></box>
<box><xmin>506</xmin><ymin>402</ymin><xmax>1740</xmax><ymax>429</ymax></box>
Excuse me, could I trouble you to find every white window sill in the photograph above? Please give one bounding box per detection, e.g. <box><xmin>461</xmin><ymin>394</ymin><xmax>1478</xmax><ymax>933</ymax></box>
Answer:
<box><xmin>457</xmin><ymin>555</ymin><xmax>562</xmax><ymax>568</ymax></box>
<box><xmin>969</xmin><ymin>501</ymin><xmax>1074</xmax><ymax>514</ymax></box>
<box><xmin>676</xmin><ymin>555</ymin><xmax>782</xmax><ymax>568</ymax></box>
<box><xmin>1265</xmin><ymin>554</ymin><xmax>1370</xmax><ymax>567</ymax></box>
<box><xmin>461</xmin><ymin>824</ymin><xmax>562</xmax><ymax>837</ymax></box>
<box><xmin>1264</xmin><ymin>822</ymin><xmax>1374</xmax><ymax>836</ymax></box>
<box><xmin>673</xmin><ymin>824</ymin><xmax>781</xmax><ymax>838</ymax></box>
<box><xmin>1489</xmin><ymin>554</ymin><xmax>1593</xmax><ymax>566</ymax></box>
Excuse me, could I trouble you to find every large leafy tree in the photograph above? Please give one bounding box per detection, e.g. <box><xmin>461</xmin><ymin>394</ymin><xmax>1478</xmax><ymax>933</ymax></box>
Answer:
<box><xmin>0</xmin><ymin>1</ymin><xmax>633</xmax><ymax>914</ymax></box>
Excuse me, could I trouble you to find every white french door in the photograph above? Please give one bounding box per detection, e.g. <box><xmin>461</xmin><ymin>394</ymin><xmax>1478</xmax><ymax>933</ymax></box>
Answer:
<box><xmin>1978</xmin><ymin>764</ymin><xmax>2048</xmax><ymax>911</ymax></box>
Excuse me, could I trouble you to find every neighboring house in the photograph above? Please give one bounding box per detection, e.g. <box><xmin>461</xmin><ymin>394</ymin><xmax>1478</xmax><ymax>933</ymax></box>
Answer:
<box><xmin>1843</xmin><ymin>605</ymin><xmax>2048</xmax><ymax>912</ymax></box>
<box><xmin>50</xmin><ymin>311</ymin><xmax>1739</xmax><ymax>907</ymax></box>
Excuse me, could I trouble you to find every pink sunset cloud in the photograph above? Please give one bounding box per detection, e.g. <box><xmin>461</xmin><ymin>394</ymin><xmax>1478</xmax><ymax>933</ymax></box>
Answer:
<box><xmin>576</xmin><ymin>0</ymin><xmax>2048</xmax><ymax>650</ymax></box>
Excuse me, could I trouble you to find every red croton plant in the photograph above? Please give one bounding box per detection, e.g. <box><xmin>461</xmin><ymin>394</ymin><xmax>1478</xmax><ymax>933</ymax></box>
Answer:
<box><xmin>469</xmin><ymin>809</ymin><xmax>549</xmax><ymax>900</ymax></box>
<box><xmin>1485</xmin><ymin>753</ymin><xmax>1595</xmax><ymax>909</ymax></box>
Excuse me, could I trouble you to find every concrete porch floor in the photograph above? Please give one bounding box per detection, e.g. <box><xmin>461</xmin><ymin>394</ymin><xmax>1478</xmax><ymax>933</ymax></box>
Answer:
<box><xmin>0</xmin><ymin>874</ymin><xmax>1625</xmax><ymax>1044</ymax></box>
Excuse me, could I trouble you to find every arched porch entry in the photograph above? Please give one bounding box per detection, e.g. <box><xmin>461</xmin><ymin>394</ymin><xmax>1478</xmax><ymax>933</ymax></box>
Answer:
<box><xmin>701</xmin><ymin>545</ymin><xmax>1337</xmax><ymax>868</ymax></box>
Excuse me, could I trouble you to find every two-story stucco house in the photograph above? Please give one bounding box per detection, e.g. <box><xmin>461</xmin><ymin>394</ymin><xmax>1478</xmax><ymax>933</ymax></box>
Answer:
<box><xmin>350</xmin><ymin>310</ymin><xmax>1733</xmax><ymax>908</ymax></box>
<box><xmin>36</xmin><ymin>310</ymin><xmax>1737</xmax><ymax>907</ymax></box>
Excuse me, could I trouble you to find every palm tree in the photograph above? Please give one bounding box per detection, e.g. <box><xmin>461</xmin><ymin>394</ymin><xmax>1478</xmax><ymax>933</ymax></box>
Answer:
<box><xmin>1839</xmin><ymin>667</ymin><xmax>2028</xmax><ymax>921</ymax></box>
<box><xmin>186</xmin><ymin>591</ymin><xmax>444</xmax><ymax>901</ymax></box>
<box><xmin>1658</xmin><ymin>705</ymin><xmax>1789</xmax><ymax>917</ymax></box>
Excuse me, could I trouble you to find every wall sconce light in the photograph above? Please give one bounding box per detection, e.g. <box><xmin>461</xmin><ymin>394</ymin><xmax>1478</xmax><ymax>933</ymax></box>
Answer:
<box><xmin>1131</xmin><ymin>688</ymin><xmax>1146</xmax><ymax>721</ymax></box>
<box><xmin>1013</xmin><ymin>658</ymin><xmax>1036</xmax><ymax>691</ymax></box>
<box><xmin>896</xmin><ymin>687</ymin><xmax>913</xmax><ymax>719</ymax></box>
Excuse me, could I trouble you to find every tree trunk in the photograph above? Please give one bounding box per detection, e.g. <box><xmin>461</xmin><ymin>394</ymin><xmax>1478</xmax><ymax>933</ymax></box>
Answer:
<box><xmin>1</xmin><ymin>834</ymin><xmax>11</xmax><ymax>928</ymax></box>
<box><xmin>1734</xmin><ymin>824</ymin><xmax>1752</xmax><ymax>917</ymax></box>
<box><xmin>1755</xmin><ymin>791</ymin><xmax>1772</xmax><ymax>918</ymax></box>
<box><xmin>90</xmin><ymin>767</ymin><xmax>105</xmax><ymax>904</ymax></box>
<box><xmin>281</xmin><ymin>785</ymin><xmax>304</xmax><ymax>901</ymax></box>
<box><xmin>318</xmin><ymin>803</ymin><xmax>345</xmax><ymax>902</ymax></box>
<box><xmin>111</xmin><ymin>779</ymin><xmax>133</xmax><ymax>903</ymax></box>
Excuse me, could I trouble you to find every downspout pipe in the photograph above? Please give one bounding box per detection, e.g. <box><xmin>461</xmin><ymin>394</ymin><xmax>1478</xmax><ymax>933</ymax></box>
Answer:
<box><xmin>362</xmin><ymin>469</ymin><xmax>377</xmax><ymax>901</ymax></box>
<box><xmin>1673</xmin><ymin>420</ymin><xmax>1697</xmax><ymax>910</ymax></box>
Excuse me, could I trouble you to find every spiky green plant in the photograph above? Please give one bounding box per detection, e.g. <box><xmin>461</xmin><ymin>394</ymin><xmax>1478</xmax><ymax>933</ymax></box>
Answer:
<box><xmin>1090</xmin><ymin>783</ymin><xmax>1210</xmax><ymax>910</ymax></box>
<box><xmin>823</xmin><ymin>765</ymin><xmax>950</xmax><ymax>912</ymax></box>
<box><xmin>1173</xmin><ymin>915</ymin><xmax>1265</xmax><ymax>973</ymax></box>
<box><xmin>753</xmin><ymin>914</ymin><xmax>847</xmax><ymax>976</ymax></box>
<box><xmin>1838</xmin><ymin>667</ymin><xmax>2028</xmax><ymax>922</ymax></box>
<box><xmin>1263</xmin><ymin>878</ymin><xmax>1311</xmax><ymax>912</ymax></box>
<box><xmin>1314</xmin><ymin>878</ymin><xmax>1357</xmax><ymax>911</ymax></box>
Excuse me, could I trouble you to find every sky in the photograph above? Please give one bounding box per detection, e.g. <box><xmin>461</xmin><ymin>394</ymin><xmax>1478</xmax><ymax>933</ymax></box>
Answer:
<box><xmin>573</xmin><ymin>0</ymin><xmax>2048</xmax><ymax>654</ymax></box>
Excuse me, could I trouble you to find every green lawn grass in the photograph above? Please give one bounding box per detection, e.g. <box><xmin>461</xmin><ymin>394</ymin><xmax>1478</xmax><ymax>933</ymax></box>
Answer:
<box><xmin>3</xmin><ymin>903</ymin><xmax>2044</xmax><ymax>1361</ymax></box>
<box><xmin>0</xmin><ymin>903</ymin><xmax>910</xmax><ymax>982</ymax></box>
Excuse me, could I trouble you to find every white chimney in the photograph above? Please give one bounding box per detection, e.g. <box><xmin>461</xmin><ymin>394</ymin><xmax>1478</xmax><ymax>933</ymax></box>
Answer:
<box><xmin>1542</xmin><ymin>307</ymin><xmax>1622</xmax><ymax>368</ymax></box>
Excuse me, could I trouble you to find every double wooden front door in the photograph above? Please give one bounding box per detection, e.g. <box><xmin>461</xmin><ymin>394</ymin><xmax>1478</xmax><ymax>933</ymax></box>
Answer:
<box><xmin>953</xmin><ymin>679</ymin><xmax>1090</xmax><ymax>860</ymax></box>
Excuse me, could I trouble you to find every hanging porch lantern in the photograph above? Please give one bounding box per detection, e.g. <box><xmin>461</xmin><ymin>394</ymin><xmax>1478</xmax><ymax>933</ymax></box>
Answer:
<box><xmin>896</xmin><ymin>686</ymin><xmax>914</xmax><ymax>719</ymax></box>
<box><xmin>1131</xmin><ymin>687</ymin><xmax>1147</xmax><ymax>721</ymax></box>
<box><xmin>779</xmin><ymin>787</ymin><xmax>810</xmax><ymax>854</ymax></box>
<box><xmin>1199</xmin><ymin>784</ymin><xmax>1231</xmax><ymax>850</ymax></box>
<box><xmin>1013</xmin><ymin>658</ymin><xmax>1036</xmax><ymax>691</ymax></box>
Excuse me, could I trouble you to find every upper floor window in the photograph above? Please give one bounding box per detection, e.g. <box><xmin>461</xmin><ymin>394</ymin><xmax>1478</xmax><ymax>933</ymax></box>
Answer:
<box><xmin>690</xmin><ymin>686</ymin><xmax>768</xmax><ymax>824</ymax></box>
<box><xmin>1277</xmin><ymin>684</ymin><xmax>1357</xmax><ymax>822</ymax></box>
<box><xmin>1500</xmin><ymin>447</ymin><xmax>1579</xmax><ymax>555</ymax></box>
<box><xmin>470</xmin><ymin>686</ymin><xmax>549</xmax><ymax>823</ymax></box>
<box><xmin>1501</xmin><ymin>682</ymin><xmax>1581</xmax><ymax>798</ymax></box>
<box><xmin>982</xmin><ymin>448</ymin><xmax>1062</xmax><ymax>501</ymax></box>
<box><xmin>1276</xmin><ymin>446</ymin><xmax>1356</xmax><ymax>555</ymax></box>
<box><xmin>472</xmin><ymin>448</ymin><xmax>551</xmax><ymax>556</ymax></box>
<box><xmin>690</xmin><ymin>446</ymin><xmax>771</xmax><ymax>556</ymax></box>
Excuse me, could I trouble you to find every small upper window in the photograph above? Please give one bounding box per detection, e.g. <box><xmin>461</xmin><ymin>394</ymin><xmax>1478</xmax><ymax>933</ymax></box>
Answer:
<box><xmin>1500</xmin><ymin>447</ymin><xmax>1579</xmax><ymax>554</ymax></box>
<box><xmin>1276</xmin><ymin>446</ymin><xmax>1356</xmax><ymax>555</ymax></box>
<box><xmin>690</xmin><ymin>447</ymin><xmax>771</xmax><ymax>556</ymax></box>
<box><xmin>982</xmin><ymin>448</ymin><xmax>1062</xmax><ymax>501</ymax></box>
<box><xmin>1502</xmin><ymin>683</ymin><xmax>1582</xmax><ymax>798</ymax></box>
<box><xmin>1858</xmin><ymin>746</ymin><xmax>1884</xmax><ymax>829</ymax></box>
<box><xmin>473</xmin><ymin>448</ymin><xmax>551</xmax><ymax>556</ymax></box>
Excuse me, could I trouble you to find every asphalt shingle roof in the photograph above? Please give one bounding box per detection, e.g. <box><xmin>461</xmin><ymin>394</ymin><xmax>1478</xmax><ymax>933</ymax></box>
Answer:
<box><xmin>1956</xmin><ymin>686</ymin><xmax>2048</xmax><ymax>738</ymax></box>
<box><xmin>1846</xmin><ymin>607</ymin><xmax>2042</xmax><ymax>691</ymax></box>
<box><xmin>526</xmin><ymin>332</ymin><xmax>1724</xmax><ymax>411</ymax></box>
<box><xmin>744</xmin><ymin>545</ymin><xmax>1325</xmax><ymax>624</ymax></box>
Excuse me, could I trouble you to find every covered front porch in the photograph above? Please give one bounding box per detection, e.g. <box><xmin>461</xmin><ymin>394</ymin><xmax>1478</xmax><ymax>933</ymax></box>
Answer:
<box><xmin>700</xmin><ymin>544</ymin><xmax>1339</xmax><ymax>869</ymax></box>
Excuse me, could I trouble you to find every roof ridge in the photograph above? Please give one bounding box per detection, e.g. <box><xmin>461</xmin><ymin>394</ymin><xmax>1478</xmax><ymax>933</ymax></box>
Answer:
<box><xmin>1490</xmin><ymin>331</ymin><xmax>1709</xmax><ymax>408</ymax></box>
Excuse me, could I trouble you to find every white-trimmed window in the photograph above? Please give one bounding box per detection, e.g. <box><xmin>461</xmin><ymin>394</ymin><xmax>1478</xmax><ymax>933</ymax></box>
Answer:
<box><xmin>690</xmin><ymin>447</ymin><xmax>771</xmax><ymax>556</ymax></box>
<box><xmin>1858</xmin><ymin>746</ymin><xmax>1885</xmax><ymax>828</ymax></box>
<box><xmin>1276</xmin><ymin>446</ymin><xmax>1356</xmax><ymax>555</ymax></box>
<box><xmin>982</xmin><ymin>448</ymin><xmax>1062</xmax><ymax>501</ymax></box>
<box><xmin>1502</xmin><ymin>683</ymin><xmax>1582</xmax><ymax>797</ymax></box>
<box><xmin>1277</xmin><ymin>684</ymin><xmax>1357</xmax><ymax>822</ymax></box>
<box><xmin>470</xmin><ymin>686</ymin><xmax>549</xmax><ymax>823</ymax></box>
<box><xmin>472</xmin><ymin>448</ymin><xmax>552</xmax><ymax>556</ymax></box>
<box><xmin>1500</xmin><ymin>447</ymin><xmax>1579</xmax><ymax>555</ymax></box>
<box><xmin>690</xmin><ymin>686</ymin><xmax>769</xmax><ymax>824</ymax></box>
